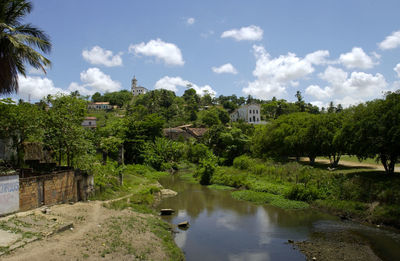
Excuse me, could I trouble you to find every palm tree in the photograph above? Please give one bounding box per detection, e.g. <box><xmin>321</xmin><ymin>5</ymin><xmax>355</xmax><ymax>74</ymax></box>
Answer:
<box><xmin>0</xmin><ymin>0</ymin><xmax>51</xmax><ymax>95</ymax></box>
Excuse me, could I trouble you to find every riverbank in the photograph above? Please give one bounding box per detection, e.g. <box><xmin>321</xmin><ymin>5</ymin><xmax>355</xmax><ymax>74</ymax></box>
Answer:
<box><xmin>0</xmin><ymin>164</ymin><xmax>184</xmax><ymax>261</ymax></box>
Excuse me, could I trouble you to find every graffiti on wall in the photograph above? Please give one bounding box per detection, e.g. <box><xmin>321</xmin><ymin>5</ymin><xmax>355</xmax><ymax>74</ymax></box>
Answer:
<box><xmin>0</xmin><ymin>175</ymin><xmax>19</xmax><ymax>215</ymax></box>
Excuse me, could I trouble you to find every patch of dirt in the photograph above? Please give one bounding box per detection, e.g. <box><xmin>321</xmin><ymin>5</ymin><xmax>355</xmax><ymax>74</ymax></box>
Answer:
<box><xmin>303</xmin><ymin>158</ymin><xmax>399</xmax><ymax>173</ymax></box>
<box><xmin>294</xmin><ymin>230</ymin><xmax>381</xmax><ymax>261</ymax></box>
<box><xmin>1</xmin><ymin>200</ymin><xmax>169</xmax><ymax>261</ymax></box>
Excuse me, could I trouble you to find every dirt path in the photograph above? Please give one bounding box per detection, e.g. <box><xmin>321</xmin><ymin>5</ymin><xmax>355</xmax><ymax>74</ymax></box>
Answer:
<box><xmin>302</xmin><ymin>157</ymin><xmax>400</xmax><ymax>173</ymax></box>
<box><xmin>1</xmin><ymin>200</ymin><xmax>168</xmax><ymax>261</ymax></box>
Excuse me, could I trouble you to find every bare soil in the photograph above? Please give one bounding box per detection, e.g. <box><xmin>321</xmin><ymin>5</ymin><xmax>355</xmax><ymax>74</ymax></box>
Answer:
<box><xmin>294</xmin><ymin>230</ymin><xmax>381</xmax><ymax>261</ymax></box>
<box><xmin>301</xmin><ymin>157</ymin><xmax>400</xmax><ymax>173</ymax></box>
<box><xmin>1</xmin><ymin>200</ymin><xmax>169</xmax><ymax>261</ymax></box>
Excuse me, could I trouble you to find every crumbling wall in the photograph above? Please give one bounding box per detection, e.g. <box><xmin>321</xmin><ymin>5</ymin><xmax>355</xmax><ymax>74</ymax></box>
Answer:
<box><xmin>19</xmin><ymin>170</ymin><xmax>77</xmax><ymax>211</ymax></box>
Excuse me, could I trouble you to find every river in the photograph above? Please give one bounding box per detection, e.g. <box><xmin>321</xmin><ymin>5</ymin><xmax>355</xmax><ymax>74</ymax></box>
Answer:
<box><xmin>158</xmin><ymin>175</ymin><xmax>400</xmax><ymax>261</ymax></box>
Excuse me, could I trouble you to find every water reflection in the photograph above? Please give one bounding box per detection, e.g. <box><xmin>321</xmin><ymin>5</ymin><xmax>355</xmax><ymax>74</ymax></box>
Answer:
<box><xmin>158</xmin><ymin>175</ymin><xmax>400</xmax><ymax>261</ymax></box>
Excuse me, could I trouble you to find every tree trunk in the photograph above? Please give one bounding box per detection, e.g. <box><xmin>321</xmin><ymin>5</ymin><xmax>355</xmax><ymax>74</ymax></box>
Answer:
<box><xmin>309</xmin><ymin>156</ymin><xmax>315</xmax><ymax>165</ymax></box>
<box><xmin>102</xmin><ymin>151</ymin><xmax>107</xmax><ymax>165</ymax></box>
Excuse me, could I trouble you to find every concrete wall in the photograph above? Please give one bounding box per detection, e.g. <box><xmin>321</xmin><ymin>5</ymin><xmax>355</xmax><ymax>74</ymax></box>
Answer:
<box><xmin>0</xmin><ymin>175</ymin><xmax>19</xmax><ymax>215</ymax></box>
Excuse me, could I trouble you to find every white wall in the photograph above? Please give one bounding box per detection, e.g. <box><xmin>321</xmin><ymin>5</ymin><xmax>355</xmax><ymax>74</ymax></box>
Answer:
<box><xmin>0</xmin><ymin>175</ymin><xmax>19</xmax><ymax>215</ymax></box>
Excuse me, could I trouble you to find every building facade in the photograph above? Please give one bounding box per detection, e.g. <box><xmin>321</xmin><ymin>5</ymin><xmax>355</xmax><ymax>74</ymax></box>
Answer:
<box><xmin>87</xmin><ymin>102</ymin><xmax>112</xmax><ymax>110</ymax></box>
<box><xmin>230</xmin><ymin>104</ymin><xmax>262</xmax><ymax>124</ymax></box>
<box><xmin>81</xmin><ymin>117</ymin><xmax>97</xmax><ymax>128</ymax></box>
<box><xmin>131</xmin><ymin>76</ymin><xmax>148</xmax><ymax>96</ymax></box>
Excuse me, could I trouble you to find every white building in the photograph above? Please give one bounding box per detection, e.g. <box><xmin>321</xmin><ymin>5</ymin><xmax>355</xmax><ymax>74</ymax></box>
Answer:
<box><xmin>82</xmin><ymin>117</ymin><xmax>97</xmax><ymax>128</ymax></box>
<box><xmin>131</xmin><ymin>76</ymin><xmax>148</xmax><ymax>96</ymax></box>
<box><xmin>230</xmin><ymin>104</ymin><xmax>262</xmax><ymax>124</ymax></box>
<box><xmin>87</xmin><ymin>102</ymin><xmax>112</xmax><ymax>110</ymax></box>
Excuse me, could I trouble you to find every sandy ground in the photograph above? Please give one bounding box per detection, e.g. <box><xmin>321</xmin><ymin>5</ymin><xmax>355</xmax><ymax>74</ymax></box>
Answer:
<box><xmin>301</xmin><ymin>157</ymin><xmax>400</xmax><ymax>173</ymax></box>
<box><xmin>1</xmin><ymin>200</ymin><xmax>168</xmax><ymax>261</ymax></box>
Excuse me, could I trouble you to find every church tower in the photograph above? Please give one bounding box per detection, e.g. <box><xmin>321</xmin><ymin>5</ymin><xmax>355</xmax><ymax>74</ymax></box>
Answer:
<box><xmin>131</xmin><ymin>76</ymin><xmax>148</xmax><ymax>96</ymax></box>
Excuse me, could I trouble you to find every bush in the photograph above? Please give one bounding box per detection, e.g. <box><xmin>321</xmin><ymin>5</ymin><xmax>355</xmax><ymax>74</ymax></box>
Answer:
<box><xmin>196</xmin><ymin>156</ymin><xmax>217</xmax><ymax>185</ymax></box>
<box><xmin>233</xmin><ymin>155</ymin><xmax>253</xmax><ymax>170</ymax></box>
<box><xmin>187</xmin><ymin>143</ymin><xmax>211</xmax><ymax>164</ymax></box>
<box><xmin>286</xmin><ymin>184</ymin><xmax>322</xmax><ymax>202</ymax></box>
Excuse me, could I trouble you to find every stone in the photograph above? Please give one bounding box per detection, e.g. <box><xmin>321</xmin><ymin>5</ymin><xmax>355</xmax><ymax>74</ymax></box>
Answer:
<box><xmin>287</xmin><ymin>239</ymin><xmax>294</xmax><ymax>244</ymax></box>
<box><xmin>177</xmin><ymin>221</ymin><xmax>189</xmax><ymax>229</ymax></box>
<box><xmin>160</xmin><ymin>189</ymin><xmax>178</xmax><ymax>197</ymax></box>
<box><xmin>0</xmin><ymin>229</ymin><xmax>21</xmax><ymax>248</ymax></box>
<box><xmin>160</xmin><ymin>209</ymin><xmax>175</xmax><ymax>215</ymax></box>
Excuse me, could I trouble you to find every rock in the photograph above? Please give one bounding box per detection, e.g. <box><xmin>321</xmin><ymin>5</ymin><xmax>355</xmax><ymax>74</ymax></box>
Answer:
<box><xmin>288</xmin><ymin>239</ymin><xmax>294</xmax><ymax>244</ymax></box>
<box><xmin>41</xmin><ymin>207</ymin><xmax>51</xmax><ymax>214</ymax></box>
<box><xmin>160</xmin><ymin>189</ymin><xmax>178</xmax><ymax>198</ymax></box>
<box><xmin>177</xmin><ymin>221</ymin><xmax>189</xmax><ymax>230</ymax></box>
<box><xmin>160</xmin><ymin>209</ymin><xmax>175</xmax><ymax>215</ymax></box>
<box><xmin>312</xmin><ymin>257</ymin><xmax>317</xmax><ymax>261</ymax></box>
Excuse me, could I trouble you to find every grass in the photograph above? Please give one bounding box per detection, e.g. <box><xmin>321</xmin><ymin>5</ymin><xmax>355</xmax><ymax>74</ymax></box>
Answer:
<box><xmin>232</xmin><ymin>190</ymin><xmax>309</xmax><ymax>209</ymax></box>
<box><xmin>207</xmin><ymin>184</ymin><xmax>235</xmax><ymax>190</ymax></box>
<box><xmin>147</xmin><ymin>217</ymin><xmax>185</xmax><ymax>261</ymax></box>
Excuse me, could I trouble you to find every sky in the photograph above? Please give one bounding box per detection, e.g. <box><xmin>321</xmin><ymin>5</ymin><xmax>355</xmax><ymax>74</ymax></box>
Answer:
<box><xmin>7</xmin><ymin>0</ymin><xmax>400</xmax><ymax>107</ymax></box>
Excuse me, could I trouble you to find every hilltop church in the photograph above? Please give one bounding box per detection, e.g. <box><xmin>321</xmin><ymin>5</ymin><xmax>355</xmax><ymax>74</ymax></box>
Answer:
<box><xmin>131</xmin><ymin>76</ymin><xmax>148</xmax><ymax>96</ymax></box>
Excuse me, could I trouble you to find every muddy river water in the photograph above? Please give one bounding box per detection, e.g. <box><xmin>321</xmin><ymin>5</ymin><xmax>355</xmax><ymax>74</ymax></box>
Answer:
<box><xmin>158</xmin><ymin>175</ymin><xmax>400</xmax><ymax>261</ymax></box>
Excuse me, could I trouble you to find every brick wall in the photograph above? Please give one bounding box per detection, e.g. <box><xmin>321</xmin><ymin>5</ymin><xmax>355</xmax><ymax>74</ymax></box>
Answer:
<box><xmin>19</xmin><ymin>177</ymin><xmax>39</xmax><ymax>211</ymax></box>
<box><xmin>19</xmin><ymin>170</ymin><xmax>77</xmax><ymax>211</ymax></box>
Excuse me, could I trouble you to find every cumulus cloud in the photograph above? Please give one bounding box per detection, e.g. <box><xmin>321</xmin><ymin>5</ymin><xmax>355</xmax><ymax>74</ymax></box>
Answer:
<box><xmin>18</xmin><ymin>75</ymin><xmax>67</xmax><ymax>100</ymax></box>
<box><xmin>243</xmin><ymin>45</ymin><xmax>317</xmax><ymax>99</ymax></box>
<box><xmin>212</xmin><ymin>63</ymin><xmax>238</xmax><ymax>74</ymax></box>
<box><xmin>394</xmin><ymin>63</ymin><xmax>400</xmax><ymax>77</ymax></box>
<box><xmin>221</xmin><ymin>25</ymin><xmax>263</xmax><ymax>41</ymax></box>
<box><xmin>305</xmin><ymin>85</ymin><xmax>333</xmax><ymax>100</ymax></box>
<box><xmin>379</xmin><ymin>30</ymin><xmax>400</xmax><ymax>50</ymax></box>
<box><xmin>305</xmin><ymin>50</ymin><xmax>331</xmax><ymax>65</ymax></box>
<box><xmin>82</xmin><ymin>46</ymin><xmax>123</xmax><ymax>67</ymax></box>
<box><xmin>339</xmin><ymin>47</ymin><xmax>375</xmax><ymax>69</ymax></box>
<box><xmin>129</xmin><ymin>39</ymin><xmax>184</xmax><ymax>66</ymax></box>
<box><xmin>68</xmin><ymin>67</ymin><xmax>121</xmax><ymax>96</ymax></box>
<box><xmin>154</xmin><ymin>76</ymin><xmax>216</xmax><ymax>96</ymax></box>
<box><xmin>308</xmin><ymin>66</ymin><xmax>388</xmax><ymax>107</ymax></box>
<box><xmin>186</xmin><ymin>17</ymin><xmax>195</xmax><ymax>25</ymax></box>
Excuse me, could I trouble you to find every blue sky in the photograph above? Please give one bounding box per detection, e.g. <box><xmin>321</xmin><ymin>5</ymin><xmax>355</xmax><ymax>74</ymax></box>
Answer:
<box><xmin>9</xmin><ymin>0</ymin><xmax>400</xmax><ymax>107</ymax></box>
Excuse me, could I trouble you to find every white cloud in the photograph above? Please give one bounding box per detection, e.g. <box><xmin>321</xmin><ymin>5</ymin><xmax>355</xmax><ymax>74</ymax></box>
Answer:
<box><xmin>154</xmin><ymin>76</ymin><xmax>216</xmax><ymax>97</ymax></box>
<box><xmin>18</xmin><ymin>75</ymin><xmax>67</xmax><ymax>100</ymax></box>
<box><xmin>243</xmin><ymin>45</ymin><xmax>316</xmax><ymax>99</ymax></box>
<box><xmin>129</xmin><ymin>39</ymin><xmax>184</xmax><ymax>66</ymax></box>
<box><xmin>221</xmin><ymin>25</ymin><xmax>263</xmax><ymax>41</ymax></box>
<box><xmin>212</xmin><ymin>63</ymin><xmax>238</xmax><ymax>74</ymax></box>
<box><xmin>186</xmin><ymin>17</ymin><xmax>195</xmax><ymax>25</ymax></box>
<box><xmin>305</xmin><ymin>85</ymin><xmax>333</xmax><ymax>100</ymax></box>
<box><xmin>339</xmin><ymin>47</ymin><xmax>375</xmax><ymax>69</ymax></box>
<box><xmin>68</xmin><ymin>67</ymin><xmax>121</xmax><ymax>96</ymax></box>
<box><xmin>394</xmin><ymin>63</ymin><xmax>400</xmax><ymax>77</ymax></box>
<box><xmin>315</xmin><ymin>66</ymin><xmax>388</xmax><ymax>105</ymax></box>
<box><xmin>379</xmin><ymin>30</ymin><xmax>400</xmax><ymax>50</ymax></box>
<box><xmin>82</xmin><ymin>46</ymin><xmax>123</xmax><ymax>67</ymax></box>
<box><xmin>305</xmin><ymin>50</ymin><xmax>331</xmax><ymax>65</ymax></box>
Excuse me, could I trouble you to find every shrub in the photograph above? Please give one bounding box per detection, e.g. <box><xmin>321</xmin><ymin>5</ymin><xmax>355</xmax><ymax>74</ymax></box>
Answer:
<box><xmin>286</xmin><ymin>184</ymin><xmax>322</xmax><ymax>202</ymax></box>
<box><xmin>233</xmin><ymin>155</ymin><xmax>253</xmax><ymax>170</ymax></box>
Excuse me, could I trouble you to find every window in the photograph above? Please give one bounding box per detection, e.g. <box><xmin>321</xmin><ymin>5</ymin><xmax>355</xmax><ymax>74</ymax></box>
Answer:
<box><xmin>249</xmin><ymin>118</ymin><xmax>252</xmax><ymax>122</ymax></box>
<box><xmin>256</xmin><ymin>110</ymin><xmax>258</xmax><ymax>114</ymax></box>
<box><xmin>89</xmin><ymin>121</ymin><xmax>91</xmax><ymax>125</ymax></box>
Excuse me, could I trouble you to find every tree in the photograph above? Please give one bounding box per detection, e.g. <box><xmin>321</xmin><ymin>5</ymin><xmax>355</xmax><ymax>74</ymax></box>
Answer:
<box><xmin>0</xmin><ymin>0</ymin><xmax>51</xmax><ymax>94</ymax></box>
<box><xmin>344</xmin><ymin>91</ymin><xmax>400</xmax><ymax>174</ymax></box>
<box><xmin>43</xmin><ymin>94</ymin><xmax>90</xmax><ymax>167</ymax></box>
<box><xmin>0</xmin><ymin>99</ymin><xmax>43</xmax><ymax>166</ymax></box>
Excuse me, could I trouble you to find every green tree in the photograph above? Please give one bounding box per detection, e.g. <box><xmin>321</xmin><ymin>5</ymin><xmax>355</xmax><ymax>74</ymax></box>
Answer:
<box><xmin>0</xmin><ymin>0</ymin><xmax>51</xmax><ymax>94</ymax></box>
<box><xmin>43</xmin><ymin>94</ymin><xmax>91</xmax><ymax>167</ymax></box>
<box><xmin>343</xmin><ymin>91</ymin><xmax>400</xmax><ymax>174</ymax></box>
<box><xmin>0</xmin><ymin>99</ymin><xmax>43</xmax><ymax>166</ymax></box>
